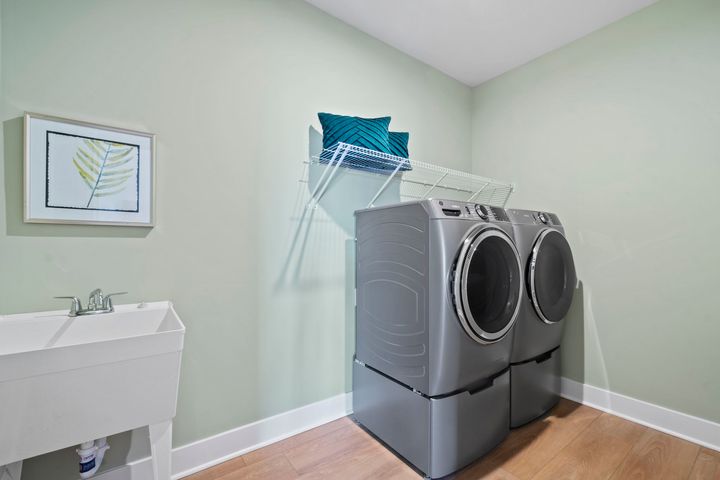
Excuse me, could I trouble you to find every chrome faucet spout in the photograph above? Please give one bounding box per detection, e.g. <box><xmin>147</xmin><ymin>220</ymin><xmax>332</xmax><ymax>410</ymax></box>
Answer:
<box><xmin>87</xmin><ymin>289</ymin><xmax>104</xmax><ymax>310</ymax></box>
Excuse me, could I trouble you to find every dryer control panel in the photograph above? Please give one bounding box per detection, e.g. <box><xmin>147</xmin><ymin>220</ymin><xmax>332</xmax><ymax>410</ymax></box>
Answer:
<box><xmin>535</xmin><ymin>211</ymin><xmax>561</xmax><ymax>226</ymax></box>
<box><xmin>431</xmin><ymin>199</ymin><xmax>510</xmax><ymax>222</ymax></box>
<box><xmin>506</xmin><ymin>209</ymin><xmax>562</xmax><ymax>226</ymax></box>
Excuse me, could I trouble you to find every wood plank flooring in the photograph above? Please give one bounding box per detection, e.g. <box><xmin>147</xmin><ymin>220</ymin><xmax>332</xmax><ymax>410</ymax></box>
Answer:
<box><xmin>186</xmin><ymin>399</ymin><xmax>715</xmax><ymax>480</ymax></box>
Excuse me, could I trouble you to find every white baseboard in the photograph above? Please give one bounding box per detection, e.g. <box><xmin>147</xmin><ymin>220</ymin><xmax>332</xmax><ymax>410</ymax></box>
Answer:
<box><xmin>560</xmin><ymin>377</ymin><xmax>720</xmax><ymax>452</ymax></box>
<box><xmin>95</xmin><ymin>392</ymin><xmax>353</xmax><ymax>480</ymax></box>
<box><xmin>95</xmin><ymin>377</ymin><xmax>718</xmax><ymax>479</ymax></box>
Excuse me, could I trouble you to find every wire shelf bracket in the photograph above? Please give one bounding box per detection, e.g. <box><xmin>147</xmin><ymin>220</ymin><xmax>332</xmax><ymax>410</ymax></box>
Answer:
<box><xmin>304</xmin><ymin>142</ymin><xmax>515</xmax><ymax>211</ymax></box>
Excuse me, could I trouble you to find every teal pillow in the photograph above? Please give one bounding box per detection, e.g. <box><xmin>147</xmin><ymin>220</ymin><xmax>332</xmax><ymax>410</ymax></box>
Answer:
<box><xmin>389</xmin><ymin>131</ymin><xmax>409</xmax><ymax>158</ymax></box>
<box><xmin>318</xmin><ymin>112</ymin><xmax>391</xmax><ymax>153</ymax></box>
<box><xmin>389</xmin><ymin>131</ymin><xmax>411</xmax><ymax>171</ymax></box>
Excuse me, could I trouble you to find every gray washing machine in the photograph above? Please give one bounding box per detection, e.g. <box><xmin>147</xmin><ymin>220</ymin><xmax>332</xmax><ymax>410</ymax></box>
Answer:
<box><xmin>353</xmin><ymin>199</ymin><xmax>523</xmax><ymax>478</ymax></box>
<box><xmin>506</xmin><ymin>209</ymin><xmax>577</xmax><ymax>428</ymax></box>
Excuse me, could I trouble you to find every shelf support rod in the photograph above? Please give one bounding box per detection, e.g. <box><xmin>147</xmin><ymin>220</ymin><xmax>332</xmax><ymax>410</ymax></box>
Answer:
<box><xmin>306</xmin><ymin>148</ymin><xmax>340</xmax><ymax>207</ymax></box>
<box><xmin>421</xmin><ymin>172</ymin><xmax>449</xmax><ymax>199</ymax></box>
<box><xmin>307</xmin><ymin>143</ymin><xmax>350</xmax><ymax>210</ymax></box>
<box><xmin>467</xmin><ymin>182</ymin><xmax>490</xmax><ymax>203</ymax></box>
<box><xmin>366</xmin><ymin>157</ymin><xmax>409</xmax><ymax>208</ymax></box>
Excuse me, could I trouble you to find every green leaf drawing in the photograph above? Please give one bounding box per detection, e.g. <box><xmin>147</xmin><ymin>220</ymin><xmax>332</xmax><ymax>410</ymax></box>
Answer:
<box><xmin>72</xmin><ymin>139</ymin><xmax>136</xmax><ymax>208</ymax></box>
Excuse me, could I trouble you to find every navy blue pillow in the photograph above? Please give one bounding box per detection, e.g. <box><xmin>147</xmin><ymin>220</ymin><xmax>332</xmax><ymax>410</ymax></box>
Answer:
<box><xmin>318</xmin><ymin>112</ymin><xmax>391</xmax><ymax>153</ymax></box>
<box><xmin>389</xmin><ymin>131</ymin><xmax>411</xmax><ymax>171</ymax></box>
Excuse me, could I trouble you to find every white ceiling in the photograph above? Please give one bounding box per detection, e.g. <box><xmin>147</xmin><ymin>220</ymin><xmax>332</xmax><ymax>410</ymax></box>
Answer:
<box><xmin>305</xmin><ymin>0</ymin><xmax>656</xmax><ymax>86</ymax></box>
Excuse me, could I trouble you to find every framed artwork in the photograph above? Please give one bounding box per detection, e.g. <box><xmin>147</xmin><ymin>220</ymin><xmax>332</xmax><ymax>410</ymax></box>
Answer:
<box><xmin>24</xmin><ymin>112</ymin><xmax>155</xmax><ymax>226</ymax></box>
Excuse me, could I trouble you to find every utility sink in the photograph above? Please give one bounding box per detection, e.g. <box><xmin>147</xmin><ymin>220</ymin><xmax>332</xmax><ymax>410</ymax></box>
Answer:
<box><xmin>0</xmin><ymin>301</ymin><xmax>185</xmax><ymax>479</ymax></box>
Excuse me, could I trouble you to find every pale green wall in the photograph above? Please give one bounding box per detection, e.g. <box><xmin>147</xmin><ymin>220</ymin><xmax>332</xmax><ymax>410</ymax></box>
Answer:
<box><xmin>472</xmin><ymin>0</ymin><xmax>720</xmax><ymax>423</ymax></box>
<box><xmin>0</xmin><ymin>0</ymin><xmax>472</xmax><ymax>478</ymax></box>
<box><xmin>5</xmin><ymin>0</ymin><xmax>720</xmax><ymax>477</ymax></box>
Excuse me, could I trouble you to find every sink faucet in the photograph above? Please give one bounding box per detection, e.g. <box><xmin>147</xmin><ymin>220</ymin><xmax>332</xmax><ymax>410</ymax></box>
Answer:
<box><xmin>55</xmin><ymin>289</ymin><xmax>127</xmax><ymax>317</ymax></box>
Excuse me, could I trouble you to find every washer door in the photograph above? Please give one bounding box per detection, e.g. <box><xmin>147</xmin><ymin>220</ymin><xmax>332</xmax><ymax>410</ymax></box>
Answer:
<box><xmin>453</xmin><ymin>226</ymin><xmax>523</xmax><ymax>344</ymax></box>
<box><xmin>529</xmin><ymin>229</ymin><xmax>577</xmax><ymax>324</ymax></box>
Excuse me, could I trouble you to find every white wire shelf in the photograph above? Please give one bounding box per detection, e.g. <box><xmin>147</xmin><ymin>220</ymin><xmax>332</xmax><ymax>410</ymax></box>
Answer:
<box><xmin>306</xmin><ymin>142</ymin><xmax>515</xmax><ymax>208</ymax></box>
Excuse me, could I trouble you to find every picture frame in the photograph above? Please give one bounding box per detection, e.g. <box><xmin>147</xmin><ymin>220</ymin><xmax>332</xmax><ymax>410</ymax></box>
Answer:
<box><xmin>24</xmin><ymin>112</ymin><xmax>156</xmax><ymax>226</ymax></box>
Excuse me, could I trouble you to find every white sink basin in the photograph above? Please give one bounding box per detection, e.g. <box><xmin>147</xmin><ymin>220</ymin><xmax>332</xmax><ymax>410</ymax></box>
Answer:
<box><xmin>0</xmin><ymin>301</ymin><xmax>185</xmax><ymax>477</ymax></box>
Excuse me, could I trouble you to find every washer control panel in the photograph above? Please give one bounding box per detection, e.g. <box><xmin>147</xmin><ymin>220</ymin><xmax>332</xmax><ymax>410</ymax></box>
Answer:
<box><xmin>435</xmin><ymin>199</ymin><xmax>509</xmax><ymax>222</ymax></box>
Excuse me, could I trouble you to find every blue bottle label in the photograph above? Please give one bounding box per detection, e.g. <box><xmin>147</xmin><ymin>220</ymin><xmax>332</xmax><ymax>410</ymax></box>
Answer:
<box><xmin>79</xmin><ymin>458</ymin><xmax>96</xmax><ymax>473</ymax></box>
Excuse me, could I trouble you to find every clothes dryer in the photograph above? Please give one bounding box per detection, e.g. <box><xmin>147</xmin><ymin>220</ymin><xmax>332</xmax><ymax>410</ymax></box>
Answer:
<box><xmin>506</xmin><ymin>209</ymin><xmax>576</xmax><ymax>428</ymax></box>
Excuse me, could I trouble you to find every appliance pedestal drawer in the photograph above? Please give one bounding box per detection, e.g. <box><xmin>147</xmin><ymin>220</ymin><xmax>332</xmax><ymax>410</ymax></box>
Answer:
<box><xmin>510</xmin><ymin>347</ymin><xmax>561</xmax><ymax>428</ymax></box>
<box><xmin>353</xmin><ymin>360</ymin><xmax>509</xmax><ymax>479</ymax></box>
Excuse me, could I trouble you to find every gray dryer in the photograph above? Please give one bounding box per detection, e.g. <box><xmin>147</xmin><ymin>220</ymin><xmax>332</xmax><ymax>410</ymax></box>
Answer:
<box><xmin>506</xmin><ymin>209</ymin><xmax>577</xmax><ymax>428</ymax></box>
<box><xmin>354</xmin><ymin>199</ymin><xmax>523</xmax><ymax>478</ymax></box>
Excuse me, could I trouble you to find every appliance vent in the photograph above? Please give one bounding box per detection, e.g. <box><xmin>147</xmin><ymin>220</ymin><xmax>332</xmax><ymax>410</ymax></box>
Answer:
<box><xmin>490</xmin><ymin>207</ymin><xmax>510</xmax><ymax>222</ymax></box>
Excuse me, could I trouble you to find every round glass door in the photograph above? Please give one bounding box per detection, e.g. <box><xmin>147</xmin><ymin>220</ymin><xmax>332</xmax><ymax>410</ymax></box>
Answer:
<box><xmin>529</xmin><ymin>229</ymin><xmax>577</xmax><ymax>323</ymax></box>
<box><xmin>453</xmin><ymin>227</ymin><xmax>522</xmax><ymax>344</ymax></box>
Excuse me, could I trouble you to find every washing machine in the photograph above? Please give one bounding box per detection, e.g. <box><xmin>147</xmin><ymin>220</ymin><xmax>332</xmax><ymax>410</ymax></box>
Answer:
<box><xmin>506</xmin><ymin>209</ymin><xmax>577</xmax><ymax>428</ymax></box>
<box><xmin>353</xmin><ymin>199</ymin><xmax>523</xmax><ymax>478</ymax></box>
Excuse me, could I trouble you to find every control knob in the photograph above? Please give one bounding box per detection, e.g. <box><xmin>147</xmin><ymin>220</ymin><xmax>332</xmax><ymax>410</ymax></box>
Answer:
<box><xmin>537</xmin><ymin>212</ymin><xmax>549</xmax><ymax>224</ymax></box>
<box><xmin>474</xmin><ymin>204</ymin><xmax>489</xmax><ymax>220</ymax></box>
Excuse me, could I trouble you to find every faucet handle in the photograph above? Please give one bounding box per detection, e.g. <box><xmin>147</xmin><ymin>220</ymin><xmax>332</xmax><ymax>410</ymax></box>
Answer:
<box><xmin>55</xmin><ymin>296</ymin><xmax>82</xmax><ymax>317</ymax></box>
<box><xmin>103</xmin><ymin>292</ymin><xmax>128</xmax><ymax>310</ymax></box>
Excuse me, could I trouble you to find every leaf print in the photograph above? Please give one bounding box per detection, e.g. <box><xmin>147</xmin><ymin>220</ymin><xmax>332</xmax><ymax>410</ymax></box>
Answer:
<box><xmin>72</xmin><ymin>159</ymin><xmax>96</xmax><ymax>188</ymax></box>
<box><xmin>71</xmin><ymin>139</ymin><xmax>138</xmax><ymax>207</ymax></box>
<box><xmin>108</xmin><ymin>147</ymin><xmax>134</xmax><ymax>162</ymax></box>
<box><xmin>84</xmin><ymin>139</ymin><xmax>105</xmax><ymax>157</ymax></box>
<box><xmin>78</xmin><ymin>148</ymin><xmax>101</xmax><ymax>168</ymax></box>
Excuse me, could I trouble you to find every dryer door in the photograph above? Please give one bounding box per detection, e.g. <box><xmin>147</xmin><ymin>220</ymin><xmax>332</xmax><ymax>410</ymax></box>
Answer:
<box><xmin>529</xmin><ymin>229</ymin><xmax>577</xmax><ymax>324</ymax></box>
<box><xmin>453</xmin><ymin>226</ymin><xmax>523</xmax><ymax>344</ymax></box>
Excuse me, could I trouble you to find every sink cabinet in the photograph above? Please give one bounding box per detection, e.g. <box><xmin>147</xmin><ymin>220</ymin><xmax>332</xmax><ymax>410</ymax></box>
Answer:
<box><xmin>0</xmin><ymin>302</ymin><xmax>185</xmax><ymax>480</ymax></box>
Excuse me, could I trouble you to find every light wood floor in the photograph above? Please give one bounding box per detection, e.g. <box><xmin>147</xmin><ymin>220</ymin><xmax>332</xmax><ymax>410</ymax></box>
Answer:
<box><xmin>186</xmin><ymin>399</ymin><xmax>720</xmax><ymax>480</ymax></box>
